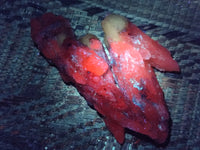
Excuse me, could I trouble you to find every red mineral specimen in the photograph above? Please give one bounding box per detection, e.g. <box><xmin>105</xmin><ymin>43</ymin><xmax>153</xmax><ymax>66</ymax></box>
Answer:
<box><xmin>102</xmin><ymin>15</ymin><xmax>173</xmax><ymax>143</ymax></box>
<box><xmin>31</xmin><ymin>13</ymin><xmax>180</xmax><ymax>145</ymax></box>
<box><xmin>31</xmin><ymin>12</ymin><xmax>128</xmax><ymax>142</ymax></box>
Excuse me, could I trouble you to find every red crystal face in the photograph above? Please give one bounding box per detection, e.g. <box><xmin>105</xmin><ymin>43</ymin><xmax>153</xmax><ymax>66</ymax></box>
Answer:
<box><xmin>31</xmin><ymin>13</ymin><xmax>180</xmax><ymax>144</ymax></box>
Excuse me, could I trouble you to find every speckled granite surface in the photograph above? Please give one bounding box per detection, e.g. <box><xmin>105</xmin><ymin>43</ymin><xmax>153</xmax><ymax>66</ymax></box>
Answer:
<box><xmin>0</xmin><ymin>0</ymin><xmax>200</xmax><ymax>149</ymax></box>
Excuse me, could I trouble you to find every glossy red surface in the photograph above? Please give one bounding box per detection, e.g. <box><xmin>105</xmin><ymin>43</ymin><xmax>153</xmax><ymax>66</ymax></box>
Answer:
<box><xmin>126</xmin><ymin>22</ymin><xmax>180</xmax><ymax>72</ymax></box>
<box><xmin>31</xmin><ymin>13</ymin><xmax>180</xmax><ymax>144</ymax></box>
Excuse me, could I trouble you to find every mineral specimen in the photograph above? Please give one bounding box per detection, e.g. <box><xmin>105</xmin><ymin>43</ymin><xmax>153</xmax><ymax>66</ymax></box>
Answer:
<box><xmin>31</xmin><ymin>13</ymin><xmax>180</xmax><ymax>144</ymax></box>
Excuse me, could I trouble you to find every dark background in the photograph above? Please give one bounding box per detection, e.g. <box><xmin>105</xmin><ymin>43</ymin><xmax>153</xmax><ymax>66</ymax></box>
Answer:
<box><xmin>0</xmin><ymin>0</ymin><xmax>200</xmax><ymax>149</ymax></box>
